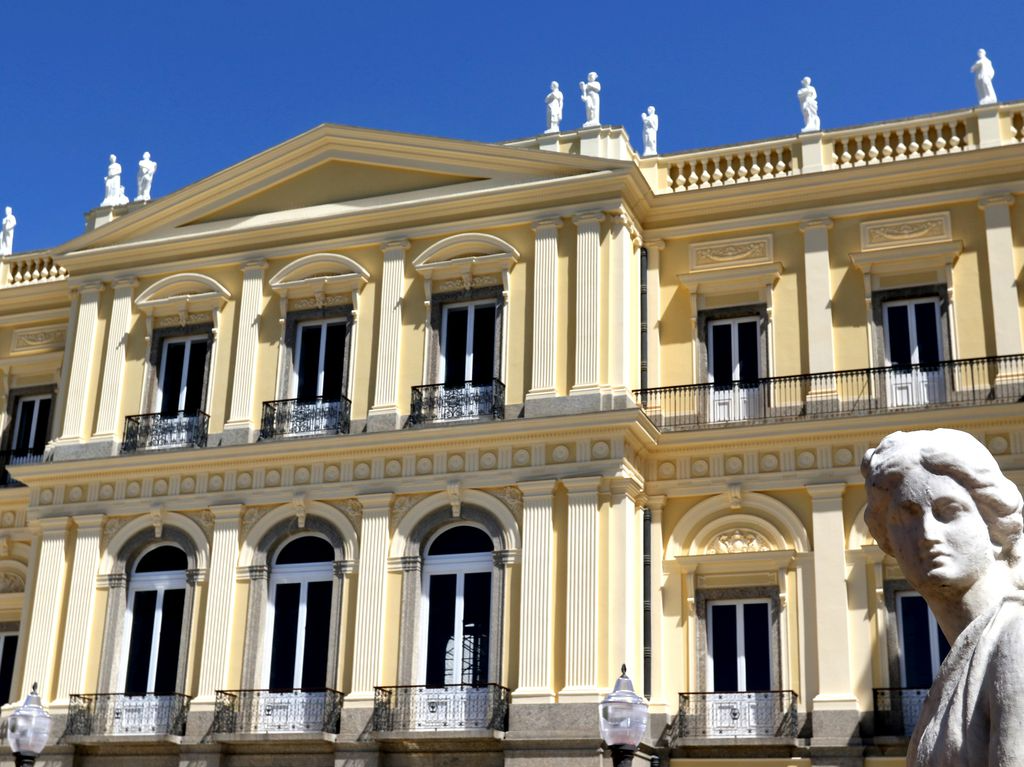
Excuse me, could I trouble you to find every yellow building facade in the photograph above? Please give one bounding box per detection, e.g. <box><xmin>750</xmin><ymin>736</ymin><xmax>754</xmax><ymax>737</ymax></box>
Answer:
<box><xmin>0</xmin><ymin>102</ymin><xmax>1022</xmax><ymax>766</ymax></box>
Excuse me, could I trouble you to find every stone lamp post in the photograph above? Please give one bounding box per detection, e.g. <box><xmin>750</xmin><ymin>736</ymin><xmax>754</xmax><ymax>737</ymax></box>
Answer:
<box><xmin>6</xmin><ymin>683</ymin><xmax>51</xmax><ymax>767</ymax></box>
<box><xmin>599</xmin><ymin>666</ymin><xmax>649</xmax><ymax>766</ymax></box>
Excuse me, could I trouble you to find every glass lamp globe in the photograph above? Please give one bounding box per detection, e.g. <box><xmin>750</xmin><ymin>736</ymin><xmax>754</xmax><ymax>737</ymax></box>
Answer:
<box><xmin>7</xmin><ymin>684</ymin><xmax>51</xmax><ymax>758</ymax></box>
<box><xmin>598</xmin><ymin>666</ymin><xmax>649</xmax><ymax>748</ymax></box>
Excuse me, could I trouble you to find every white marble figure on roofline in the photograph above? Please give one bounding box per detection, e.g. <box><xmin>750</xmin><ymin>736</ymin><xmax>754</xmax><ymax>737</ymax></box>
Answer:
<box><xmin>579</xmin><ymin>72</ymin><xmax>601</xmax><ymax>127</ymax></box>
<box><xmin>641</xmin><ymin>106</ymin><xmax>658</xmax><ymax>156</ymax></box>
<box><xmin>0</xmin><ymin>207</ymin><xmax>15</xmax><ymax>257</ymax></box>
<box><xmin>971</xmin><ymin>48</ymin><xmax>997</xmax><ymax>106</ymax></box>
<box><xmin>101</xmin><ymin>154</ymin><xmax>130</xmax><ymax>207</ymax></box>
<box><xmin>135</xmin><ymin>151</ymin><xmax>157</xmax><ymax>202</ymax></box>
<box><xmin>797</xmin><ymin>76</ymin><xmax>820</xmax><ymax>132</ymax></box>
<box><xmin>862</xmin><ymin>429</ymin><xmax>1024</xmax><ymax>766</ymax></box>
<box><xmin>545</xmin><ymin>81</ymin><xmax>564</xmax><ymax>134</ymax></box>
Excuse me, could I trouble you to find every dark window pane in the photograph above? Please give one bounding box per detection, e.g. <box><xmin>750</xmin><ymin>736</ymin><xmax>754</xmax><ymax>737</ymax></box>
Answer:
<box><xmin>914</xmin><ymin>302</ymin><xmax>941</xmax><ymax>366</ymax></box>
<box><xmin>710</xmin><ymin>604</ymin><xmax>738</xmax><ymax>692</ymax></box>
<box><xmin>125</xmin><ymin>590</ymin><xmax>157</xmax><ymax>694</ymax></box>
<box><xmin>183</xmin><ymin>340</ymin><xmax>208</xmax><ymax>415</ymax></box>
<box><xmin>737</xmin><ymin>320</ymin><xmax>759</xmax><ymax>383</ymax></box>
<box><xmin>443</xmin><ymin>308</ymin><xmax>469</xmax><ymax>386</ymax></box>
<box><xmin>428</xmin><ymin>526</ymin><xmax>494</xmax><ymax>555</ymax></box>
<box><xmin>462</xmin><ymin>572</ymin><xmax>491</xmax><ymax>685</ymax></box>
<box><xmin>425</xmin><ymin>574</ymin><xmax>457</xmax><ymax>686</ymax></box>
<box><xmin>161</xmin><ymin>342</ymin><xmax>186</xmax><ymax>415</ymax></box>
<box><xmin>471</xmin><ymin>305</ymin><xmax>497</xmax><ymax>385</ymax></box>
<box><xmin>900</xmin><ymin>595</ymin><xmax>934</xmax><ymax>688</ymax></box>
<box><xmin>0</xmin><ymin>635</ymin><xmax>18</xmax><ymax>704</ymax></box>
<box><xmin>743</xmin><ymin>602</ymin><xmax>771</xmax><ymax>691</ymax></box>
<box><xmin>12</xmin><ymin>400</ymin><xmax>36</xmax><ymax>454</ymax></box>
<box><xmin>269</xmin><ymin>583</ymin><xmax>300</xmax><ymax>690</ymax></box>
<box><xmin>154</xmin><ymin>589</ymin><xmax>185</xmax><ymax>694</ymax></box>
<box><xmin>296</xmin><ymin>325</ymin><xmax>323</xmax><ymax>400</ymax></box>
<box><xmin>276</xmin><ymin>536</ymin><xmax>334</xmax><ymax>565</ymax></box>
<box><xmin>301</xmin><ymin>581</ymin><xmax>333</xmax><ymax>689</ymax></box>
<box><xmin>136</xmin><ymin>546</ymin><xmax>187</xmax><ymax>573</ymax></box>
<box><xmin>30</xmin><ymin>398</ymin><xmax>51</xmax><ymax>453</ymax></box>
<box><xmin>886</xmin><ymin>305</ymin><xmax>912</xmax><ymax>368</ymax></box>
<box><xmin>710</xmin><ymin>324</ymin><xmax>733</xmax><ymax>388</ymax></box>
<box><xmin>322</xmin><ymin>323</ymin><xmax>347</xmax><ymax>398</ymax></box>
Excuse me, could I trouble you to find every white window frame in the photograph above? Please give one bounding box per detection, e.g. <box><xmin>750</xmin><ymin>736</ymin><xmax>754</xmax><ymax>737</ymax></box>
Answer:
<box><xmin>882</xmin><ymin>297</ymin><xmax>942</xmax><ymax>366</ymax></box>
<box><xmin>262</xmin><ymin>541</ymin><xmax>333</xmax><ymax>690</ymax></box>
<box><xmin>10</xmin><ymin>394</ymin><xmax>51</xmax><ymax>453</ymax></box>
<box><xmin>290</xmin><ymin>318</ymin><xmax>348</xmax><ymax>399</ymax></box>
<box><xmin>439</xmin><ymin>300</ymin><xmax>497</xmax><ymax>386</ymax></box>
<box><xmin>896</xmin><ymin>590</ymin><xmax>945</xmax><ymax>686</ymax></box>
<box><xmin>156</xmin><ymin>334</ymin><xmax>207</xmax><ymax>414</ymax></box>
<box><xmin>706</xmin><ymin>597</ymin><xmax>772</xmax><ymax>692</ymax></box>
<box><xmin>706</xmin><ymin>316</ymin><xmax>759</xmax><ymax>385</ymax></box>
<box><xmin>119</xmin><ymin>554</ymin><xmax>188</xmax><ymax>694</ymax></box>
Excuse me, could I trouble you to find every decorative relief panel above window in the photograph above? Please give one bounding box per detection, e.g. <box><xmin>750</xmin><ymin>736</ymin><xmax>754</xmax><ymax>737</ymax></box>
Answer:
<box><xmin>689</xmin><ymin>234</ymin><xmax>773</xmax><ymax>273</ymax></box>
<box><xmin>859</xmin><ymin>212</ymin><xmax>952</xmax><ymax>252</ymax></box>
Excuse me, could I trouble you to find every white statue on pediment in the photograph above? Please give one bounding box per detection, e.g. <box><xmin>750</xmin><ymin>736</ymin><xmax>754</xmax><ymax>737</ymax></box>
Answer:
<box><xmin>545</xmin><ymin>81</ymin><xmax>564</xmax><ymax>134</ymax></box>
<box><xmin>972</xmin><ymin>49</ymin><xmax>997</xmax><ymax>105</ymax></box>
<box><xmin>101</xmin><ymin>154</ymin><xmax>129</xmax><ymax>207</ymax></box>
<box><xmin>641</xmin><ymin>106</ymin><xmax>659</xmax><ymax>156</ymax></box>
<box><xmin>797</xmin><ymin>76</ymin><xmax>820</xmax><ymax>132</ymax></box>
<box><xmin>0</xmin><ymin>207</ymin><xmax>15</xmax><ymax>256</ymax></box>
<box><xmin>135</xmin><ymin>151</ymin><xmax>158</xmax><ymax>202</ymax></box>
<box><xmin>580</xmin><ymin>72</ymin><xmax>601</xmax><ymax>127</ymax></box>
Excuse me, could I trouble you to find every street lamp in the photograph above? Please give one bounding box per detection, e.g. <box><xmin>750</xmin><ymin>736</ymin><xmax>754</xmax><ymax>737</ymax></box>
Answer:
<box><xmin>599</xmin><ymin>665</ymin><xmax>649</xmax><ymax>767</ymax></box>
<box><xmin>7</xmin><ymin>683</ymin><xmax>51</xmax><ymax>767</ymax></box>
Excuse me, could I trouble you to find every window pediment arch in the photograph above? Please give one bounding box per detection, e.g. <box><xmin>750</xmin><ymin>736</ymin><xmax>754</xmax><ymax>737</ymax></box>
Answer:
<box><xmin>413</xmin><ymin>233</ymin><xmax>520</xmax><ymax>304</ymax></box>
<box><xmin>100</xmin><ymin>512</ymin><xmax>210</xmax><ymax>576</ymax></box>
<box><xmin>693</xmin><ymin>514</ymin><xmax>788</xmax><ymax>556</ymax></box>
<box><xmin>238</xmin><ymin>498</ymin><xmax>358</xmax><ymax>570</ymax></box>
<box><xmin>0</xmin><ymin>560</ymin><xmax>27</xmax><ymax>594</ymax></box>
<box><xmin>135</xmin><ymin>272</ymin><xmax>231</xmax><ymax>337</ymax></box>
<box><xmin>269</xmin><ymin>253</ymin><xmax>370</xmax><ymax>313</ymax></box>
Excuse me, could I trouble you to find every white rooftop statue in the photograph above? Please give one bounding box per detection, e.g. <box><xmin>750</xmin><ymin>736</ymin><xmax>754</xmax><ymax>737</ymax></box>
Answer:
<box><xmin>135</xmin><ymin>151</ymin><xmax>158</xmax><ymax>202</ymax></box>
<box><xmin>545</xmin><ymin>81</ymin><xmax>564</xmax><ymax>134</ymax></box>
<box><xmin>0</xmin><ymin>207</ymin><xmax>15</xmax><ymax>257</ymax></box>
<box><xmin>797</xmin><ymin>76</ymin><xmax>820</xmax><ymax>132</ymax></box>
<box><xmin>971</xmin><ymin>48</ymin><xmax>997</xmax><ymax>106</ymax></box>
<box><xmin>101</xmin><ymin>154</ymin><xmax>129</xmax><ymax>207</ymax></box>
<box><xmin>862</xmin><ymin>429</ymin><xmax>1024</xmax><ymax>766</ymax></box>
<box><xmin>579</xmin><ymin>72</ymin><xmax>601</xmax><ymax>128</ymax></box>
<box><xmin>641</xmin><ymin>106</ymin><xmax>659</xmax><ymax>156</ymax></box>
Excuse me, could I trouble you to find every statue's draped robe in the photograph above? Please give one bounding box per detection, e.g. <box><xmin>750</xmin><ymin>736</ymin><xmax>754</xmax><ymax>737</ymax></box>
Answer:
<box><xmin>910</xmin><ymin>595</ymin><xmax>1024</xmax><ymax>766</ymax></box>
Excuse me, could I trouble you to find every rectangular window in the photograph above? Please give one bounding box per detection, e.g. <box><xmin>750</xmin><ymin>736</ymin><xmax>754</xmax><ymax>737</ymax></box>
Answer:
<box><xmin>897</xmin><ymin>591</ymin><xmax>950</xmax><ymax>688</ymax></box>
<box><xmin>10</xmin><ymin>395</ymin><xmax>51</xmax><ymax>456</ymax></box>
<box><xmin>0</xmin><ymin>633</ymin><xmax>18</xmax><ymax>704</ymax></box>
<box><xmin>441</xmin><ymin>302</ymin><xmax>497</xmax><ymax>387</ymax></box>
<box><xmin>293</xmin><ymin>320</ymin><xmax>347</xmax><ymax>400</ymax></box>
<box><xmin>124</xmin><ymin>586</ymin><xmax>185</xmax><ymax>696</ymax></box>
<box><xmin>706</xmin><ymin>316</ymin><xmax>761</xmax><ymax>422</ymax></box>
<box><xmin>882</xmin><ymin>298</ymin><xmax>944</xmax><ymax>406</ymax></box>
<box><xmin>157</xmin><ymin>336</ymin><xmax>208</xmax><ymax>416</ymax></box>
<box><xmin>708</xmin><ymin>599</ymin><xmax>771</xmax><ymax>692</ymax></box>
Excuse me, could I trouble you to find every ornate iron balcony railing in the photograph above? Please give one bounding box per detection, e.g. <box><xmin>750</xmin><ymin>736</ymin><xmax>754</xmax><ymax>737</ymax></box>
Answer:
<box><xmin>372</xmin><ymin>684</ymin><xmax>511</xmax><ymax>732</ymax></box>
<box><xmin>675</xmin><ymin>691</ymin><xmax>798</xmax><ymax>739</ymax></box>
<box><xmin>0</xmin><ymin>449</ymin><xmax>44</xmax><ymax>487</ymax></box>
<box><xmin>636</xmin><ymin>354</ymin><xmax>1024</xmax><ymax>433</ymax></box>
<box><xmin>874</xmin><ymin>687</ymin><xmax>928</xmax><ymax>738</ymax></box>
<box><xmin>66</xmin><ymin>693</ymin><xmax>190</xmax><ymax>737</ymax></box>
<box><xmin>259</xmin><ymin>396</ymin><xmax>351</xmax><ymax>440</ymax></box>
<box><xmin>121</xmin><ymin>411</ymin><xmax>209</xmax><ymax>453</ymax></box>
<box><xmin>408</xmin><ymin>379</ymin><xmax>505</xmax><ymax>426</ymax></box>
<box><xmin>213</xmin><ymin>689</ymin><xmax>343</xmax><ymax>735</ymax></box>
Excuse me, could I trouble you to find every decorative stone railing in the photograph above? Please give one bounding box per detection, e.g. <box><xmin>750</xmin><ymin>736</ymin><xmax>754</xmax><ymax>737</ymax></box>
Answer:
<box><xmin>668</xmin><ymin>137</ymin><xmax>797</xmax><ymax>191</ymax></box>
<box><xmin>829</xmin><ymin>112</ymin><xmax>972</xmax><ymax>168</ymax></box>
<box><xmin>3</xmin><ymin>254</ymin><xmax>67</xmax><ymax>286</ymax></box>
<box><xmin>1010</xmin><ymin>109</ymin><xmax>1024</xmax><ymax>143</ymax></box>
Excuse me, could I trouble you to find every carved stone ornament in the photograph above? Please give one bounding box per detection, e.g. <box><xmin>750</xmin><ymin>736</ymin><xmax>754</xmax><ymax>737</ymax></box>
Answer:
<box><xmin>706</xmin><ymin>529</ymin><xmax>773</xmax><ymax>555</ymax></box>
<box><xmin>101</xmin><ymin>516</ymin><xmax>134</xmax><ymax>552</ymax></box>
<box><xmin>239</xmin><ymin>506</ymin><xmax>272</xmax><ymax>541</ymax></box>
<box><xmin>335</xmin><ymin>499</ymin><xmax>363</xmax><ymax>524</ymax></box>
<box><xmin>156</xmin><ymin>311</ymin><xmax>212</xmax><ymax>328</ymax></box>
<box><xmin>11</xmin><ymin>325</ymin><xmax>67</xmax><ymax>353</ymax></box>
<box><xmin>488</xmin><ymin>486</ymin><xmax>524</xmax><ymax>526</ymax></box>
<box><xmin>0</xmin><ymin>572</ymin><xmax>25</xmax><ymax>593</ymax></box>
<box><xmin>690</xmin><ymin>235</ymin><xmax>773</xmax><ymax>272</ymax></box>
<box><xmin>860</xmin><ymin>212</ymin><xmax>951</xmax><ymax>251</ymax></box>
<box><xmin>390</xmin><ymin>494</ymin><xmax>428</xmax><ymax>533</ymax></box>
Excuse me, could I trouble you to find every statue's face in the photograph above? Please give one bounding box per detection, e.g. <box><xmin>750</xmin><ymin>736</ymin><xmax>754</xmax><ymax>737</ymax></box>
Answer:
<box><xmin>551</xmin><ymin>81</ymin><xmax>558</xmax><ymax>91</ymax></box>
<box><xmin>880</xmin><ymin>464</ymin><xmax>997</xmax><ymax>593</ymax></box>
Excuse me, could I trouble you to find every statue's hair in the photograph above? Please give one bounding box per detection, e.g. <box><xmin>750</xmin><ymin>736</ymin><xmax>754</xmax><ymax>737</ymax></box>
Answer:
<box><xmin>861</xmin><ymin>429</ymin><xmax>1024</xmax><ymax>563</ymax></box>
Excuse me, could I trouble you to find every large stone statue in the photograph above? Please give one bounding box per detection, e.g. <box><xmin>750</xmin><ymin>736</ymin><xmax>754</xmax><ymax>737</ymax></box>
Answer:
<box><xmin>101</xmin><ymin>154</ymin><xmax>129</xmax><ymax>207</ymax></box>
<box><xmin>135</xmin><ymin>151</ymin><xmax>158</xmax><ymax>202</ymax></box>
<box><xmin>641</xmin><ymin>106</ymin><xmax>659</xmax><ymax>156</ymax></box>
<box><xmin>0</xmin><ymin>207</ymin><xmax>15</xmax><ymax>256</ymax></box>
<box><xmin>862</xmin><ymin>429</ymin><xmax>1024</xmax><ymax>766</ymax></box>
<box><xmin>579</xmin><ymin>72</ymin><xmax>601</xmax><ymax>128</ymax></box>
<box><xmin>545</xmin><ymin>81</ymin><xmax>564</xmax><ymax>134</ymax></box>
<box><xmin>971</xmin><ymin>49</ymin><xmax>997</xmax><ymax>106</ymax></box>
<box><xmin>797</xmin><ymin>76</ymin><xmax>820</xmax><ymax>132</ymax></box>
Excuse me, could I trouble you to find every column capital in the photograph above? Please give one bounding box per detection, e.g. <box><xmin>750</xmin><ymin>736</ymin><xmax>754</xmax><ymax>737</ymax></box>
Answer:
<box><xmin>531</xmin><ymin>217</ymin><xmax>563</xmax><ymax>232</ymax></box>
<box><xmin>643</xmin><ymin>239</ymin><xmax>666</xmax><ymax>251</ymax></box>
<box><xmin>646</xmin><ymin>494</ymin><xmax>667</xmax><ymax>512</ymax></box>
<box><xmin>241</xmin><ymin>258</ymin><xmax>268</xmax><ymax>273</ymax></box>
<box><xmin>561</xmin><ymin>476</ymin><xmax>603</xmax><ymax>494</ymax></box>
<box><xmin>38</xmin><ymin>516</ymin><xmax>70</xmax><ymax>535</ymax></box>
<box><xmin>979</xmin><ymin>193</ymin><xmax>1015</xmax><ymax>210</ymax></box>
<box><xmin>74</xmin><ymin>280</ymin><xmax>104</xmax><ymax>296</ymax></box>
<box><xmin>358</xmin><ymin>492</ymin><xmax>394</xmax><ymax>513</ymax></box>
<box><xmin>799</xmin><ymin>217</ymin><xmax>833</xmax><ymax>233</ymax></box>
<box><xmin>518</xmin><ymin>479</ymin><xmax>558</xmax><ymax>499</ymax></box>
<box><xmin>382</xmin><ymin>238</ymin><xmax>411</xmax><ymax>253</ymax></box>
<box><xmin>208</xmin><ymin>504</ymin><xmax>245</xmax><ymax>521</ymax></box>
<box><xmin>608</xmin><ymin>476</ymin><xmax>643</xmax><ymax>501</ymax></box>
<box><xmin>572</xmin><ymin>210</ymin><xmax>604</xmax><ymax>227</ymax></box>
<box><xmin>806</xmin><ymin>482</ymin><xmax>847</xmax><ymax>501</ymax></box>
<box><xmin>112</xmin><ymin>276</ymin><xmax>139</xmax><ymax>290</ymax></box>
<box><xmin>71</xmin><ymin>513</ymin><xmax>106</xmax><ymax>531</ymax></box>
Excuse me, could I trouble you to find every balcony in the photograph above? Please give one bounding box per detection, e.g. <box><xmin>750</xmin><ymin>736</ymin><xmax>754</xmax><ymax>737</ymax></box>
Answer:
<box><xmin>121</xmin><ymin>411</ymin><xmax>209</xmax><ymax>453</ymax></box>
<box><xmin>66</xmin><ymin>693</ymin><xmax>190</xmax><ymax>737</ymax></box>
<box><xmin>674</xmin><ymin>691</ymin><xmax>798</xmax><ymax>740</ymax></box>
<box><xmin>213</xmin><ymin>689</ymin><xmax>343</xmax><ymax>735</ymax></box>
<box><xmin>373</xmin><ymin>684</ymin><xmax>511</xmax><ymax>733</ymax></box>
<box><xmin>637</xmin><ymin>354</ymin><xmax>1024</xmax><ymax>433</ymax></box>
<box><xmin>407</xmin><ymin>380</ymin><xmax>505</xmax><ymax>427</ymax></box>
<box><xmin>874</xmin><ymin>687</ymin><xmax>927</xmax><ymax>738</ymax></box>
<box><xmin>260</xmin><ymin>396</ymin><xmax>351</xmax><ymax>440</ymax></box>
<box><xmin>0</xmin><ymin>449</ymin><xmax>44</xmax><ymax>486</ymax></box>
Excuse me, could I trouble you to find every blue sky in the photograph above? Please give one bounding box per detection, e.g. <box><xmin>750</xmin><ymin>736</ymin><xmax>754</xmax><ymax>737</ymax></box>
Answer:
<box><xmin>6</xmin><ymin>1</ymin><xmax>1022</xmax><ymax>251</ymax></box>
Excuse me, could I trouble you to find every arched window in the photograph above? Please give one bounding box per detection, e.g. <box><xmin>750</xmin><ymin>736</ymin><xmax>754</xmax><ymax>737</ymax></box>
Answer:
<box><xmin>264</xmin><ymin>535</ymin><xmax>334</xmax><ymax>690</ymax></box>
<box><xmin>122</xmin><ymin>545</ymin><xmax>188</xmax><ymax>696</ymax></box>
<box><xmin>421</xmin><ymin>525</ymin><xmax>494</xmax><ymax>687</ymax></box>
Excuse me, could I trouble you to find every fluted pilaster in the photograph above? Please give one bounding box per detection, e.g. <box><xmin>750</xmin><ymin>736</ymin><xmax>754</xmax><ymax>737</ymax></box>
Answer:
<box><xmin>54</xmin><ymin>514</ymin><xmax>104</xmax><ymax>701</ymax></box>
<box><xmin>94</xmin><ymin>279</ymin><xmax>137</xmax><ymax>438</ymax></box>
<box><xmin>195</xmin><ymin>505</ymin><xmax>242</xmax><ymax>700</ymax></box>
<box><xmin>56</xmin><ymin>282</ymin><xmax>103</xmax><ymax>443</ymax></box>
<box><xmin>21</xmin><ymin>519</ymin><xmax>70</xmax><ymax>700</ymax></box>
<box><xmin>514</xmin><ymin>479</ymin><xmax>557</xmax><ymax>701</ymax></box>
<box><xmin>571</xmin><ymin>213</ymin><xmax>603</xmax><ymax>394</ymax></box>
<box><xmin>226</xmin><ymin>260</ymin><xmax>268</xmax><ymax>429</ymax></box>
<box><xmin>559</xmin><ymin>476</ymin><xmax>601</xmax><ymax>700</ymax></box>
<box><xmin>348</xmin><ymin>494</ymin><xmax>393</xmax><ymax>701</ymax></box>
<box><xmin>528</xmin><ymin>219</ymin><xmax>562</xmax><ymax>398</ymax></box>
<box><xmin>368</xmin><ymin>241</ymin><xmax>409</xmax><ymax>430</ymax></box>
